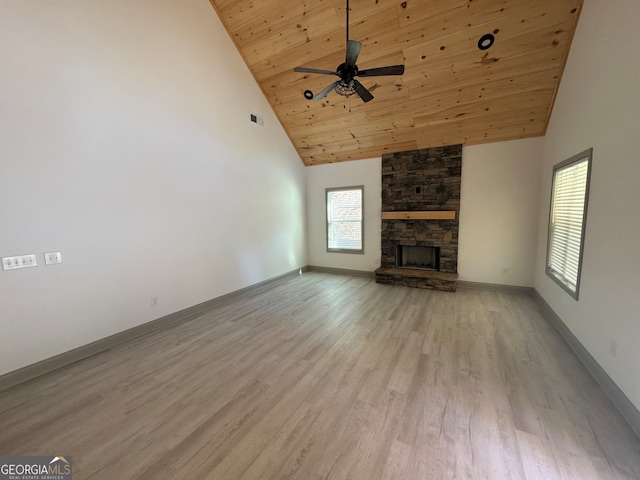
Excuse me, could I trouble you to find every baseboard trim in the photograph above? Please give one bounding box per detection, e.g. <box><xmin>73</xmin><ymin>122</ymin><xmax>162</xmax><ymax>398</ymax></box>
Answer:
<box><xmin>0</xmin><ymin>268</ymin><xmax>302</xmax><ymax>392</ymax></box>
<box><xmin>307</xmin><ymin>265</ymin><xmax>375</xmax><ymax>278</ymax></box>
<box><xmin>532</xmin><ymin>289</ymin><xmax>640</xmax><ymax>439</ymax></box>
<box><xmin>457</xmin><ymin>280</ymin><xmax>533</xmax><ymax>295</ymax></box>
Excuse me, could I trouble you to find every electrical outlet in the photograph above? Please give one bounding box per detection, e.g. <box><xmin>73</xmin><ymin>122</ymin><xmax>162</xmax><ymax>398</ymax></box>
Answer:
<box><xmin>609</xmin><ymin>340</ymin><xmax>617</xmax><ymax>358</ymax></box>
<box><xmin>2</xmin><ymin>254</ymin><xmax>38</xmax><ymax>271</ymax></box>
<box><xmin>151</xmin><ymin>297</ymin><xmax>159</xmax><ymax>307</ymax></box>
<box><xmin>44</xmin><ymin>251</ymin><xmax>63</xmax><ymax>265</ymax></box>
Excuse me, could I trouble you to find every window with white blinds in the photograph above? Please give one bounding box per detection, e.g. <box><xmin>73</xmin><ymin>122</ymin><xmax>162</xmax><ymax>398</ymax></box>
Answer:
<box><xmin>546</xmin><ymin>149</ymin><xmax>592</xmax><ymax>300</ymax></box>
<box><xmin>326</xmin><ymin>186</ymin><xmax>364</xmax><ymax>254</ymax></box>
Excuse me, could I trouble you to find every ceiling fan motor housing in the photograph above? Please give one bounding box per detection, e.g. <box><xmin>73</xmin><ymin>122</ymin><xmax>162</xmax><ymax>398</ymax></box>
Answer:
<box><xmin>337</xmin><ymin>63</ymin><xmax>358</xmax><ymax>82</ymax></box>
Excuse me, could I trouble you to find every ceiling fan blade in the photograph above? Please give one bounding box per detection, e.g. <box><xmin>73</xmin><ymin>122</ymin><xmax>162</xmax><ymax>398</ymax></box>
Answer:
<box><xmin>294</xmin><ymin>66</ymin><xmax>339</xmax><ymax>76</ymax></box>
<box><xmin>353</xmin><ymin>79</ymin><xmax>374</xmax><ymax>103</ymax></box>
<box><xmin>345</xmin><ymin>40</ymin><xmax>362</xmax><ymax>67</ymax></box>
<box><xmin>314</xmin><ymin>81</ymin><xmax>340</xmax><ymax>100</ymax></box>
<box><xmin>357</xmin><ymin>65</ymin><xmax>405</xmax><ymax>77</ymax></box>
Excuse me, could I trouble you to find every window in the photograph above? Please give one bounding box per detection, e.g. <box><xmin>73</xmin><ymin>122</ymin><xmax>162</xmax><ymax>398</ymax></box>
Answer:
<box><xmin>326</xmin><ymin>186</ymin><xmax>364</xmax><ymax>254</ymax></box>
<box><xmin>546</xmin><ymin>148</ymin><xmax>592</xmax><ymax>300</ymax></box>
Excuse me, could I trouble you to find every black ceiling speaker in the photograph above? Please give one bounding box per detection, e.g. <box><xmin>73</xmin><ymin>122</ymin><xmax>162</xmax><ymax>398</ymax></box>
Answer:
<box><xmin>293</xmin><ymin>0</ymin><xmax>405</xmax><ymax>103</ymax></box>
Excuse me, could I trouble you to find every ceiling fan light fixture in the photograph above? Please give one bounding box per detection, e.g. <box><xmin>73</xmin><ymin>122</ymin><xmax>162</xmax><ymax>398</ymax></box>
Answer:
<box><xmin>335</xmin><ymin>82</ymin><xmax>356</xmax><ymax>97</ymax></box>
<box><xmin>478</xmin><ymin>33</ymin><xmax>495</xmax><ymax>50</ymax></box>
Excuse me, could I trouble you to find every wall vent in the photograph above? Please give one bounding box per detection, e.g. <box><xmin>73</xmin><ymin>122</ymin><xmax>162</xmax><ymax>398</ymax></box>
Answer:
<box><xmin>250</xmin><ymin>113</ymin><xmax>264</xmax><ymax>126</ymax></box>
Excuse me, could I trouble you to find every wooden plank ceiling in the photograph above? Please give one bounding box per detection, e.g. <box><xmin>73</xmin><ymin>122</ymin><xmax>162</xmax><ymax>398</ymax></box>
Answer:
<box><xmin>209</xmin><ymin>0</ymin><xmax>583</xmax><ymax>166</ymax></box>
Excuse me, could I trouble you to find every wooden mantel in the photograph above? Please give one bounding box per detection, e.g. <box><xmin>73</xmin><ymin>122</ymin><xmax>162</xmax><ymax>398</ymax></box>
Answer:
<box><xmin>381</xmin><ymin>211</ymin><xmax>456</xmax><ymax>220</ymax></box>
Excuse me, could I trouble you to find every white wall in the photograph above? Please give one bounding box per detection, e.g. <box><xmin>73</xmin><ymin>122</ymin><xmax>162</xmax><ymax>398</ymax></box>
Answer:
<box><xmin>535</xmin><ymin>0</ymin><xmax>640</xmax><ymax>409</ymax></box>
<box><xmin>459</xmin><ymin>138</ymin><xmax>543</xmax><ymax>286</ymax></box>
<box><xmin>0</xmin><ymin>0</ymin><xmax>306</xmax><ymax>376</ymax></box>
<box><xmin>306</xmin><ymin>158</ymin><xmax>382</xmax><ymax>272</ymax></box>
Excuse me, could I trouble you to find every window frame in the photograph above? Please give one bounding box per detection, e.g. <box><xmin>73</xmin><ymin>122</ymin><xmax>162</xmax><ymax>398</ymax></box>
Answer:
<box><xmin>545</xmin><ymin>148</ymin><xmax>593</xmax><ymax>300</ymax></box>
<box><xmin>325</xmin><ymin>185</ymin><xmax>365</xmax><ymax>254</ymax></box>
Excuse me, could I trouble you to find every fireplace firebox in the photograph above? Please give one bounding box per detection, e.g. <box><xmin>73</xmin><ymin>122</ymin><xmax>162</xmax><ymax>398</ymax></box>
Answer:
<box><xmin>396</xmin><ymin>245</ymin><xmax>440</xmax><ymax>271</ymax></box>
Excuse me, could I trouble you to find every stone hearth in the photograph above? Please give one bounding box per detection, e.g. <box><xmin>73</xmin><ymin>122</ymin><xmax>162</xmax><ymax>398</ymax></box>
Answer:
<box><xmin>375</xmin><ymin>145</ymin><xmax>461</xmax><ymax>292</ymax></box>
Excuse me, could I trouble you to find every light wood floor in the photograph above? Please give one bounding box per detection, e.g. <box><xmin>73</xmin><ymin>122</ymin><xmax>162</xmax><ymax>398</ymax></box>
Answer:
<box><xmin>1</xmin><ymin>272</ymin><xmax>639</xmax><ymax>479</ymax></box>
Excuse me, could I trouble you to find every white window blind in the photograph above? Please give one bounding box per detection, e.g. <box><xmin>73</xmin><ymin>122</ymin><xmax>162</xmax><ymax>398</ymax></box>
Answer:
<box><xmin>546</xmin><ymin>149</ymin><xmax>592</xmax><ymax>299</ymax></box>
<box><xmin>326</xmin><ymin>187</ymin><xmax>363</xmax><ymax>253</ymax></box>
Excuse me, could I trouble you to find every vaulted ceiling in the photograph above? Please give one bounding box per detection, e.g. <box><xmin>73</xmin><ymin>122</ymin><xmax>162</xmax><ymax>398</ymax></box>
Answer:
<box><xmin>209</xmin><ymin>0</ymin><xmax>583</xmax><ymax>166</ymax></box>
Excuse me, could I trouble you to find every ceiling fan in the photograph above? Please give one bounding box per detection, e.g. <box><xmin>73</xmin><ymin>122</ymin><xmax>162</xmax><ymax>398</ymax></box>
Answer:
<box><xmin>294</xmin><ymin>0</ymin><xmax>405</xmax><ymax>103</ymax></box>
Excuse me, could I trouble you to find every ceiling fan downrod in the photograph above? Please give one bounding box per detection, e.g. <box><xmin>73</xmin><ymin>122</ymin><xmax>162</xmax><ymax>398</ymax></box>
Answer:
<box><xmin>346</xmin><ymin>0</ymin><xmax>350</xmax><ymax>43</ymax></box>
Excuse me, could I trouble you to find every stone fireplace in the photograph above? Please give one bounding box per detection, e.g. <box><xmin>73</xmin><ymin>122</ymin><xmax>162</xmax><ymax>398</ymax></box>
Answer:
<box><xmin>375</xmin><ymin>145</ymin><xmax>461</xmax><ymax>292</ymax></box>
